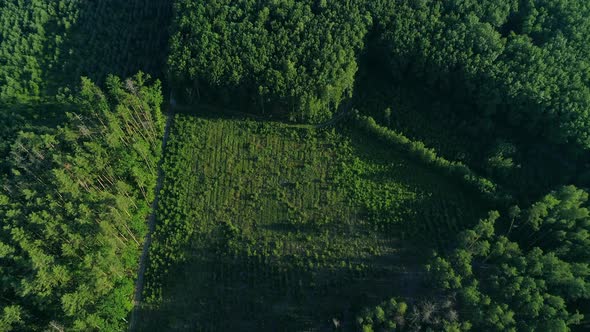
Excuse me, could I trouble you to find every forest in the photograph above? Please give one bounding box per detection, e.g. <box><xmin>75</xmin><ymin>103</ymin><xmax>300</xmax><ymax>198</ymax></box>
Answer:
<box><xmin>0</xmin><ymin>74</ymin><xmax>164</xmax><ymax>330</ymax></box>
<box><xmin>1</xmin><ymin>0</ymin><xmax>589</xmax><ymax>331</ymax></box>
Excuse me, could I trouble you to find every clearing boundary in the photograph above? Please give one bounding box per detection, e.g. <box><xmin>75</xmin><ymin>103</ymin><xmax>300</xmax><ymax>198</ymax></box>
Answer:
<box><xmin>128</xmin><ymin>99</ymin><xmax>174</xmax><ymax>331</ymax></box>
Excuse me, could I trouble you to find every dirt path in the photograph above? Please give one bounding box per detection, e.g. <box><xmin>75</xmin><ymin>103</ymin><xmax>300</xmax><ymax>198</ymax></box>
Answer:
<box><xmin>128</xmin><ymin>102</ymin><xmax>174</xmax><ymax>331</ymax></box>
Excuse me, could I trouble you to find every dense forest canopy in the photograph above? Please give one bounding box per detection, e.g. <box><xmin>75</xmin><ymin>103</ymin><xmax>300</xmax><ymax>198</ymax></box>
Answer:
<box><xmin>370</xmin><ymin>0</ymin><xmax>590</xmax><ymax>150</ymax></box>
<box><xmin>0</xmin><ymin>74</ymin><xmax>164</xmax><ymax>331</ymax></box>
<box><xmin>0</xmin><ymin>0</ymin><xmax>589</xmax><ymax>330</ymax></box>
<box><xmin>0</xmin><ymin>0</ymin><xmax>170</xmax><ymax>101</ymax></box>
<box><xmin>358</xmin><ymin>186</ymin><xmax>590</xmax><ymax>331</ymax></box>
<box><xmin>168</xmin><ymin>0</ymin><xmax>371</xmax><ymax>122</ymax></box>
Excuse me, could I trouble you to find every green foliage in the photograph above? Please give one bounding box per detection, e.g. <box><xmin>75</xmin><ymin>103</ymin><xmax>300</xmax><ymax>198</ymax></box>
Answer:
<box><xmin>419</xmin><ymin>186</ymin><xmax>590</xmax><ymax>331</ymax></box>
<box><xmin>0</xmin><ymin>0</ymin><xmax>171</xmax><ymax>101</ymax></box>
<box><xmin>2</xmin><ymin>0</ymin><xmax>590</xmax><ymax>330</ymax></box>
<box><xmin>0</xmin><ymin>74</ymin><xmax>164</xmax><ymax>331</ymax></box>
<box><xmin>140</xmin><ymin>115</ymin><xmax>484</xmax><ymax>330</ymax></box>
<box><xmin>357</xmin><ymin>297</ymin><xmax>468</xmax><ymax>331</ymax></box>
<box><xmin>520</xmin><ymin>185</ymin><xmax>590</xmax><ymax>266</ymax></box>
<box><xmin>0</xmin><ymin>0</ymin><xmax>64</xmax><ymax>99</ymax></box>
<box><xmin>354</xmin><ymin>114</ymin><xmax>506</xmax><ymax>203</ymax></box>
<box><xmin>168</xmin><ymin>0</ymin><xmax>371</xmax><ymax>122</ymax></box>
<box><xmin>354</xmin><ymin>0</ymin><xmax>590</xmax><ymax>203</ymax></box>
<box><xmin>0</xmin><ymin>306</ymin><xmax>23</xmax><ymax>332</ymax></box>
<box><xmin>371</xmin><ymin>0</ymin><xmax>590</xmax><ymax>150</ymax></box>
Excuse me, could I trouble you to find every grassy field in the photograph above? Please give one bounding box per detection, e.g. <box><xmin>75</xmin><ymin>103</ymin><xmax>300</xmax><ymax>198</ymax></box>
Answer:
<box><xmin>137</xmin><ymin>111</ymin><xmax>487</xmax><ymax>331</ymax></box>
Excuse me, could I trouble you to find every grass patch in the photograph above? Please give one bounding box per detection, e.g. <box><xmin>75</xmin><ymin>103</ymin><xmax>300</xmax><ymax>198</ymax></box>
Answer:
<box><xmin>138</xmin><ymin>112</ymin><xmax>487</xmax><ymax>331</ymax></box>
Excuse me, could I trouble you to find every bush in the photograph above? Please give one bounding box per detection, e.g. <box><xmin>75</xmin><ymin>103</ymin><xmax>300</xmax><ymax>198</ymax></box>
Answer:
<box><xmin>354</xmin><ymin>114</ymin><xmax>508</xmax><ymax>203</ymax></box>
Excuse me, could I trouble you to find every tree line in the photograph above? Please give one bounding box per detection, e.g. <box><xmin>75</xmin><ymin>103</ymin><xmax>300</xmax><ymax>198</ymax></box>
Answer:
<box><xmin>0</xmin><ymin>0</ymin><xmax>171</xmax><ymax>102</ymax></box>
<box><xmin>360</xmin><ymin>0</ymin><xmax>590</xmax><ymax>202</ymax></box>
<box><xmin>167</xmin><ymin>0</ymin><xmax>590</xmax><ymax>205</ymax></box>
<box><xmin>168</xmin><ymin>0</ymin><xmax>590</xmax><ymax>151</ymax></box>
<box><xmin>357</xmin><ymin>185</ymin><xmax>590</xmax><ymax>331</ymax></box>
<box><xmin>168</xmin><ymin>0</ymin><xmax>371</xmax><ymax>123</ymax></box>
<box><xmin>0</xmin><ymin>73</ymin><xmax>164</xmax><ymax>331</ymax></box>
<box><xmin>368</xmin><ymin>0</ymin><xmax>590</xmax><ymax>150</ymax></box>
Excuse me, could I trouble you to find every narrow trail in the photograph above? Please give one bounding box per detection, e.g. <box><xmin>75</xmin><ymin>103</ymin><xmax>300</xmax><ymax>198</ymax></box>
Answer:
<box><xmin>128</xmin><ymin>101</ymin><xmax>174</xmax><ymax>331</ymax></box>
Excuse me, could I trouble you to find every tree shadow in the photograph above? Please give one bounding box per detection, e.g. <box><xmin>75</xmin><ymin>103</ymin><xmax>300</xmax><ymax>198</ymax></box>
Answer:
<box><xmin>136</xmin><ymin>242</ymin><xmax>427</xmax><ymax>332</ymax></box>
<box><xmin>134</xmin><ymin>112</ymin><xmax>490</xmax><ymax>331</ymax></box>
<box><xmin>352</xmin><ymin>26</ymin><xmax>590</xmax><ymax>204</ymax></box>
<box><xmin>44</xmin><ymin>0</ymin><xmax>172</xmax><ymax>94</ymax></box>
<box><xmin>337</xmin><ymin>124</ymin><xmax>491</xmax><ymax>249</ymax></box>
<box><xmin>0</xmin><ymin>101</ymin><xmax>72</xmax><ymax>174</ymax></box>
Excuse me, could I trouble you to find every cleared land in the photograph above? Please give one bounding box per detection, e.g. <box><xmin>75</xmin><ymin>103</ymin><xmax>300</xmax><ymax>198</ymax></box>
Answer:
<box><xmin>137</xmin><ymin>112</ymin><xmax>487</xmax><ymax>331</ymax></box>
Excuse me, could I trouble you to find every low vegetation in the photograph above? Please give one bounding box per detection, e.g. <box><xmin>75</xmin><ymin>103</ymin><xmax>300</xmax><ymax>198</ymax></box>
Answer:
<box><xmin>138</xmin><ymin>113</ymin><xmax>486</xmax><ymax>330</ymax></box>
